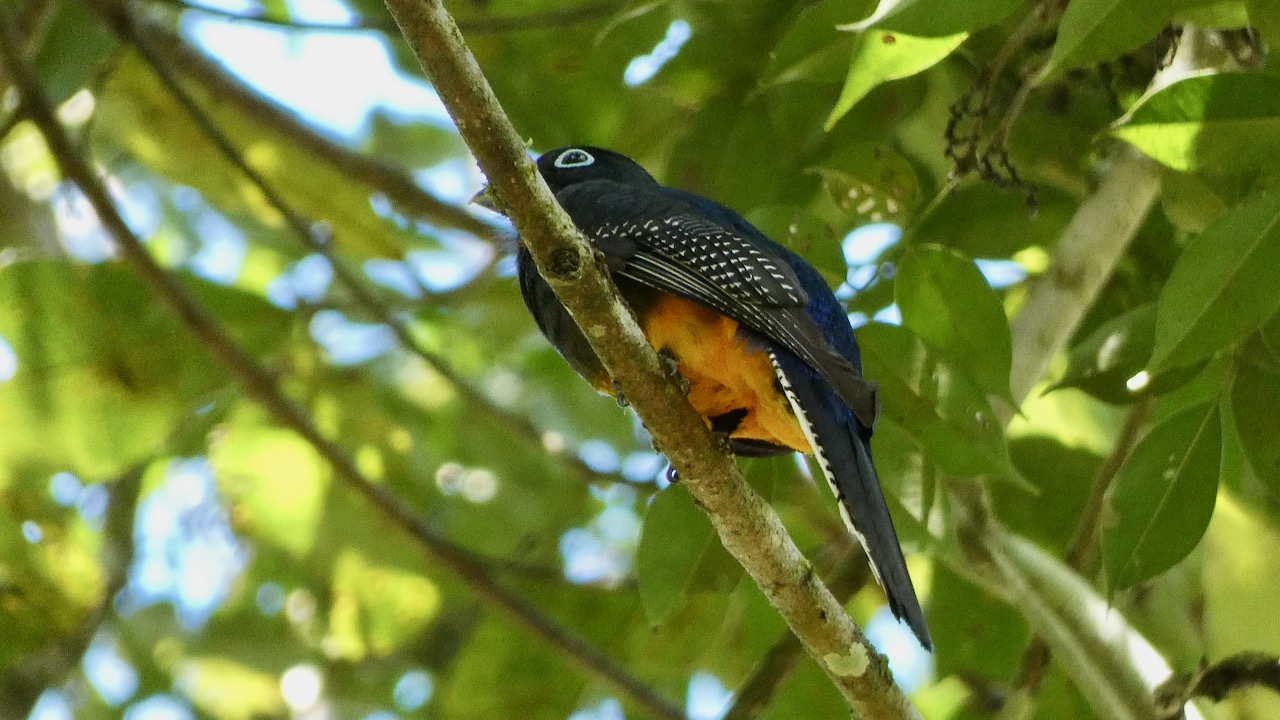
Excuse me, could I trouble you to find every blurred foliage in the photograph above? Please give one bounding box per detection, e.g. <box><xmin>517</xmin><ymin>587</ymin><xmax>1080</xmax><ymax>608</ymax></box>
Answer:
<box><xmin>2</xmin><ymin>0</ymin><xmax>1280</xmax><ymax>718</ymax></box>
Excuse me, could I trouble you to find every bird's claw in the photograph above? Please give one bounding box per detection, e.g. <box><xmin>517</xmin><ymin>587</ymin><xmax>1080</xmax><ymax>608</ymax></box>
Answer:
<box><xmin>657</xmin><ymin>349</ymin><xmax>690</xmax><ymax>395</ymax></box>
<box><xmin>712</xmin><ymin>430</ymin><xmax>735</xmax><ymax>454</ymax></box>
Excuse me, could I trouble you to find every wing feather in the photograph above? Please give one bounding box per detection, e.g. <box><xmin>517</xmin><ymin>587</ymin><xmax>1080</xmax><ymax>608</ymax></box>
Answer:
<box><xmin>557</xmin><ymin>181</ymin><xmax>880</xmax><ymax>427</ymax></box>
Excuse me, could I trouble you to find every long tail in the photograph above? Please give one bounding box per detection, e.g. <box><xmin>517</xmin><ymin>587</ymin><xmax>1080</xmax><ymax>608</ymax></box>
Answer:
<box><xmin>770</xmin><ymin>350</ymin><xmax>932</xmax><ymax>650</ymax></box>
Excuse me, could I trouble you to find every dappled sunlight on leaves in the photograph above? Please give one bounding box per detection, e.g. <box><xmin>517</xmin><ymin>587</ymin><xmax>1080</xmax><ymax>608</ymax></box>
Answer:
<box><xmin>4</xmin><ymin>1</ymin><xmax>1280</xmax><ymax>718</ymax></box>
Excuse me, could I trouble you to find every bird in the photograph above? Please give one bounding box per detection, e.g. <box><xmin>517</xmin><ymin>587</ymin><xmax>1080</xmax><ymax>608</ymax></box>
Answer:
<box><xmin>500</xmin><ymin>145</ymin><xmax>930</xmax><ymax>650</ymax></box>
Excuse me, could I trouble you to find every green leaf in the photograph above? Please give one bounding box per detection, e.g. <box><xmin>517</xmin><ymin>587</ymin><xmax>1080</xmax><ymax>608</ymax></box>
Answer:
<box><xmin>31</xmin><ymin>1</ymin><xmax>115</xmax><ymax>104</ymax></box>
<box><xmin>895</xmin><ymin>245</ymin><xmax>1013</xmax><ymax>401</ymax></box>
<box><xmin>806</xmin><ymin>143</ymin><xmax>919</xmax><ymax>222</ymax></box>
<box><xmin>756</xmin><ymin>0</ymin><xmax>871</xmax><ymax>90</ymax></box>
<box><xmin>1039</xmin><ymin>0</ymin><xmax>1175</xmax><ymax>79</ymax></box>
<box><xmin>1054</xmin><ymin>304</ymin><xmax>1154</xmax><ymax>401</ymax></box>
<box><xmin>1150</xmin><ymin>190</ymin><xmax>1280</xmax><ymax>371</ymax></box>
<box><xmin>1051</xmin><ymin>303</ymin><xmax>1204</xmax><ymax>403</ymax></box>
<box><xmin>210</xmin><ymin>425</ymin><xmax>329</xmax><ymax>558</ymax></box>
<box><xmin>858</xmin><ymin>323</ymin><xmax>1024</xmax><ymax>484</ymax></box>
<box><xmin>998</xmin><ymin>437</ymin><xmax>1104</xmax><ymax>556</ymax></box>
<box><xmin>96</xmin><ymin>56</ymin><xmax>418</xmax><ymax>259</ymax></box>
<box><xmin>1230</xmin><ymin>361</ymin><xmax>1280</xmax><ymax>488</ymax></box>
<box><xmin>1161</xmin><ymin>169</ymin><xmax>1228</xmax><ymax>233</ymax></box>
<box><xmin>0</xmin><ymin>261</ymin><xmax>289</xmax><ymax>478</ymax></box>
<box><xmin>1103</xmin><ymin>402</ymin><xmax>1222</xmax><ymax>590</ymax></box>
<box><xmin>745</xmin><ymin>206</ymin><xmax>846</xmax><ymax>284</ymax></box>
<box><xmin>1177</xmin><ymin>1</ymin><xmax>1250</xmax><ymax>27</ymax></box>
<box><xmin>363</xmin><ymin>111</ymin><xmax>466</xmax><ymax>169</ymax></box>
<box><xmin>636</xmin><ymin>484</ymin><xmax>718</xmax><ymax>623</ymax></box>
<box><xmin>329</xmin><ymin>548</ymin><xmax>442</xmax><ymax>657</ymax></box>
<box><xmin>758</xmin><ymin>656</ymin><xmax>846</xmax><ymax>719</ymax></box>
<box><xmin>825</xmin><ymin>30</ymin><xmax>966</xmax><ymax>131</ymax></box>
<box><xmin>911</xmin><ymin>184</ymin><xmax>1076</xmax><ymax>259</ymax></box>
<box><xmin>931</xmin><ymin>565</ymin><xmax>1029</xmax><ymax>679</ymax></box>
<box><xmin>849</xmin><ymin>0</ymin><xmax>1023</xmax><ymax>36</ymax></box>
<box><xmin>1111</xmin><ymin>74</ymin><xmax>1280</xmax><ymax>174</ymax></box>
<box><xmin>440</xmin><ymin>614</ymin><xmax>587</xmax><ymax>718</ymax></box>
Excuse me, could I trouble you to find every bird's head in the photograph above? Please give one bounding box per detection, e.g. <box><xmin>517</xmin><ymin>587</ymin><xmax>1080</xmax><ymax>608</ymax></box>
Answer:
<box><xmin>470</xmin><ymin>146</ymin><xmax>657</xmax><ymax>213</ymax></box>
<box><xmin>535</xmin><ymin>146</ymin><xmax>658</xmax><ymax>193</ymax></box>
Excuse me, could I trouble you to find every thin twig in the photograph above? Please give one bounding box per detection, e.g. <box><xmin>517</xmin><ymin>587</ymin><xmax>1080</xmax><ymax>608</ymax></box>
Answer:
<box><xmin>381</xmin><ymin>0</ymin><xmax>921</xmax><ymax>716</ymax></box>
<box><xmin>1155</xmin><ymin>653</ymin><xmax>1280</xmax><ymax>719</ymax></box>
<box><xmin>0</xmin><ymin>17</ymin><xmax>685</xmax><ymax>718</ymax></box>
<box><xmin>127</xmin><ymin>12</ymin><xmax>499</xmax><ymax>240</ymax></box>
<box><xmin>1001</xmin><ymin>397</ymin><xmax>1154</xmax><ymax>717</ymax></box>
<box><xmin>1063</xmin><ymin>397</ymin><xmax>1153</xmax><ymax>570</ymax></box>
<box><xmin>148</xmin><ymin>0</ymin><xmax>625</xmax><ymax>35</ymax></box>
<box><xmin>99</xmin><ymin>0</ymin><xmax>640</xmax><ymax>489</ymax></box>
<box><xmin>944</xmin><ymin>1</ymin><xmax>1059</xmax><ymax>205</ymax></box>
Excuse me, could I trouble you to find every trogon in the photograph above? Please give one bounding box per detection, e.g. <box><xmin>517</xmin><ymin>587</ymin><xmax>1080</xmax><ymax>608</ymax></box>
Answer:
<box><xmin>502</xmin><ymin>146</ymin><xmax>930</xmax><ymax>650</ymax></box>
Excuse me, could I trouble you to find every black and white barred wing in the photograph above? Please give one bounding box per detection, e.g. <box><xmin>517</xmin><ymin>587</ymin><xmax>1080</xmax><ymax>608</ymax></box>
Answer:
<box><xmin>556</xmin><ymin>181</ymin><xmax>879</xmax><ymax>428</ymax></box>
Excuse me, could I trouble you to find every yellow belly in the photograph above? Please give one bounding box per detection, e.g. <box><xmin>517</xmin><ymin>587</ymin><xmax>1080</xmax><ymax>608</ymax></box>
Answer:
<box><xmin>638</xmin><ymin>293</ymin><xmax>810</xmax><ymax>454</ymax></box>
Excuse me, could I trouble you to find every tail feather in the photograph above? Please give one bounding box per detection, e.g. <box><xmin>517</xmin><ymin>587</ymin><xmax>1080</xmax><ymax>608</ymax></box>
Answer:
<box><xmin>770</xmin><ymin>350</ymin><xmax>932</xmax><ymax>650</ymax></box>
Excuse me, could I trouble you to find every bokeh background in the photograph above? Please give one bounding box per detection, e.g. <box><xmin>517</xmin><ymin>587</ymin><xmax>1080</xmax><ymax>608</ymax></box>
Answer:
<box><xmin>3</xmin><ymin>0</ymin><xmax>1280</xmax><ymax>718</ymax></box>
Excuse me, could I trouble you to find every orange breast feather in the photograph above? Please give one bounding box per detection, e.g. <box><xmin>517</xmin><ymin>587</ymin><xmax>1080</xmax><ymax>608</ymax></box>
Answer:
<box><xmin>639</xmin><ymin>293</ymin><xmax>810</xmax><ymax>454</ymax></box>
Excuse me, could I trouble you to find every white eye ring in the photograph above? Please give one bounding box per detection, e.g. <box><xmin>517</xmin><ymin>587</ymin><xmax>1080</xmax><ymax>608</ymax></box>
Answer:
<box><xmin>553</xmin><ymin>149</ymin><xmax>595</xmax><ymax>168</ymax></box>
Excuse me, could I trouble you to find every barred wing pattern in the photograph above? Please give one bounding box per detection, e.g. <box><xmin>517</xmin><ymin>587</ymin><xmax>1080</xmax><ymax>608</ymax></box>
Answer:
<box><xmin>558</xmin><ymin>182</ymin><xmax>879</xmax><ymax>428</ymax></box>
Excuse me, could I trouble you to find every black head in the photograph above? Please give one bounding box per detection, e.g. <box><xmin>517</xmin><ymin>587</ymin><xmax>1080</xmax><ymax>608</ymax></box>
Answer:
<box><xmin>535</xmin><ymin>146</ymin><xmax>659</xmax><ymax>194</ymax></box>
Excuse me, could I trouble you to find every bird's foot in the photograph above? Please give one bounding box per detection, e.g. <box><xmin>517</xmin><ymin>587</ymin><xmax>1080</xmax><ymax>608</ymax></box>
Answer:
<box><xmin>712</xmin><ymin>430</ymin><xmax>735</xmax><ymax>454</ymax></box>
<box><xmin>657</xmin><ymin>349</ymin><xmax>690</xmax><ymax>395</ymax></box>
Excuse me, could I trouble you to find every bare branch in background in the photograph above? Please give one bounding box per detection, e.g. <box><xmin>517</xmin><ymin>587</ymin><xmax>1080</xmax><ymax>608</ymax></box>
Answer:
<box><xmin>129</xmin><ymin>12</ymin><xmax>500</xmax><ymax>240</ymax></box>
<box><xmin>1003</xmin><ymin>397</ymin><xmax>1153</xmax><ymax>712</ymax></box>
<box><xmin>0</xmin><ymin>14</ymin><xmax>685</xmax><ymax>718</ymax></box>
<box><xmin>1155</xmin><ymin>653</ymin><xmax>1280</xmax><ymax>719</ymax></box>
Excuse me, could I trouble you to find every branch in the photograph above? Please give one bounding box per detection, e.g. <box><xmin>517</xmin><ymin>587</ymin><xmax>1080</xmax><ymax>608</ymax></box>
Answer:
<box><xmin>1007</xmin><ymin>147</ymin><xmax>1162</xmax><ymax>401</ymax></box>
<box><xmin>128</xmin><ymin>12</ymin><xmax>500</xmax><ymax>240</ymax></box>
<box><xmin>1063</xmin><ymin>397</ymin><xmax>1153</xmax><ymax>571</ymax></box>
<box><xmin>946</xmin><ymin>509</ymin><xmax>1163</xmax><ymax>720</ymax></box>
<box><xmin>942</xmin><ymin>38</ymin><xmax>1168</xmax><ymax>720</ymax></box>
<box><xmin>380</xmin><ymin>3</ymin><xmax>922</xmax><ymax>718</ymax></box>
<box><xmin>97</xmin><ymin>0</ymin><xmax>638</xmax><ymax>490</ymax></box>
<box><xmin>723</xmin><ymin>547</ymin><xmax>874</xmax><ymax>720</ymax></box>
<box><xmin>1155</xmin><ymin>653</ymin><xmax>1280</xmax><ymax>718</ymax></box>
<box><xmin>0</xmin><ymin>16</ymin><xmax>684</xmax><ymax>719</ymax></box>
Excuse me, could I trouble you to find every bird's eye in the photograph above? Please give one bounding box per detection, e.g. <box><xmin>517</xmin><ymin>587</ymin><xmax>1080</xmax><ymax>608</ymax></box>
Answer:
<box><xmin>553</xmin><ymin>149</ymin><xmax>595</xmax><ymax>169</ymax></box>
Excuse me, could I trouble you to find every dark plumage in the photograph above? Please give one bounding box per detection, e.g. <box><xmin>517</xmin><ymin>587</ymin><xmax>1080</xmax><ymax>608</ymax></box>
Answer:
<box><xmin>513</xmin><ymin>146</ymin><xmax>930</xmax><ymax>650</ymax></box>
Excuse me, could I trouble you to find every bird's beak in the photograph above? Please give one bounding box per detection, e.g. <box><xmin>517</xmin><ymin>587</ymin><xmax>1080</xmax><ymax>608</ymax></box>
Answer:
<box><xmin>470</xmin><ymin>185</ymin><xmax>499</xmax><ymax>212</ymax></box>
